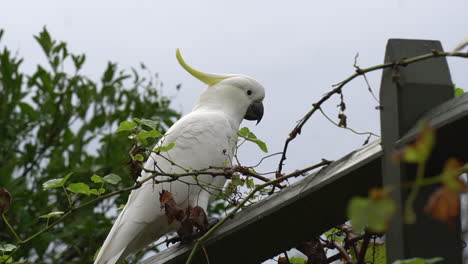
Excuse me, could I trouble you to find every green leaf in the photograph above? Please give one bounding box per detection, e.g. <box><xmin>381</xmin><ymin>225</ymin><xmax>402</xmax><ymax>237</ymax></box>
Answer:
<box><xmin>231</xmin><ymin>174</ymin><xmax>244</xmax><ymax>187</ymax></box>
<box><xmin>246</xmin><ymin>178</ymin><xmax>255</xmax><ymax>188</ymax></box>
<box><xmin>249</xmin><ymin>138</ymin><xmax>268</xmax><ymax>152</ymax></box>
<box><xmin>454</xmin><ymin>84</ymin><xmax>464</xmax><ymax>97</ymax></box>
<box><xmin>43</xmin><ymin>173</ymin><xmax>73</xmax><ymax>190</ymax></box>
<box><xmin>348</xmin><ymin>197</ymin><xmax>369</xmax><ymax>233</ymax></box>
<box><xmin>102</xmin><ymin>62</ymin><xmax>116</xmax><ymax>83</ymax></box>
<box><xmin>237</xmin><ymin>127</ymin><xmax>268</xmax><ymax>152</ymax></box>
<box><xmin>103</xmin><ymin>174</ymin><xmax>121</xmax><ymax>185</ymax></box>
<box><xmin>34</xmin><ymin>27</ymin><xmax>53</xmax><ymax>56</ymax></box>
<box><xmin>67</xmin><ymin>183</ymin><xmax>92</xmax><ymax>195</ymax></box>
<box><xmin>348</xmin><ymin>196</ymin><xmax>395</xmax><ymax>233</ymax></box>
<box><xmin>0</xmin><ymin>244</ymin><xmax>16</xmax><ymax>252</ymax></box>
<box><xmin>154</xmin><ymin>142</ymin><xmax>175</xmax><ymax>152</ymax></box>
<box><xmin>19</xmin><ymin>102</ymin><xmax>38</xmax><ymax>121</ymax></box>
<box><xmin>392</xmin><ymin>257</ymin><xmax>443</xmax><ymax>264</ymax></box>
<box><xmin>90</xmin><ymin>188</ymin><xmax>106</xmax><ymax>195</ymax></box>
<box><xmin>39</xmin><ymin>211</ymin><xmax>64</xmax><ymax>218</ymax></box>
<box><xmin>71</xmin><ymin>54</ymin><xmax>86</xmax><ymax>70</ymax></box>
<box><xmin>90</xmin><ymin>174</ymin><xmax>105</xmax><ymax>183</ymax></box>
<box><xmin>133</xmin><ymin>118</ymin><xmax>160</xmax><ymax>130</ymax></box>
<box><xmin>0</xmin><ymin>255</ymin><xmax>12</xmax><ymax>263</ymax></box>
<box><xmin>134</xmin><ymin>154</ymin><xmax>144</xmax><ymax>161</ymax></box>
<box><xmin>289</xmin><ymin>257</ymin><xmax>307</xmax><ymax>264</ymax></box>
<box><xmin>237</xmin><ymin>127</ymin><xmax>250</xmax><ymax>137</ymax></box>
<box><xmin>323</xmin><ymin>227</ymin><xmax>345</xmax><ymax>243</ymax></box>
<box><xmin>401</xmin><ymin>121</ymin><xmax>434</xmax><ymax>163</ymax></box>
<box><xmin>136</xmin><ymin>129</ymin><xmax>163</xmax><ymax>145</ymax></box>
<box><xmin>144</xmin><ymin>129</ymin><xmax>163</xmax><ymax>138</ymax></box>
<box><xmin>117</xmin><ymin>121</ymin><xmax>137</xmax><ymax>132</ymax></box>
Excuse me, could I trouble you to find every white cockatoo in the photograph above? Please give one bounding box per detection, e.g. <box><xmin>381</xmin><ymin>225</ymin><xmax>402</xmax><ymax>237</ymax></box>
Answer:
<box><xmin>94</xmin><ymin>49</ymin><xmax>265</xmax><ymax>264</ymax></box>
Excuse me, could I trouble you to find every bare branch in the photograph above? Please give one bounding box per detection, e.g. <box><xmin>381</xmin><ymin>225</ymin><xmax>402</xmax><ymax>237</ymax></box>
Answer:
<box><xmin>276</xmin><ymin>50</ymin><xmax>468</xmax><ymax>175</ymax></box>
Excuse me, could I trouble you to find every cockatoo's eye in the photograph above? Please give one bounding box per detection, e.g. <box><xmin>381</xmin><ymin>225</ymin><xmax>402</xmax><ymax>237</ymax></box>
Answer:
<box><xmin>246</xmin><ymin>90</ymin><xmax>253</xmax><ymax>96</ymax></box>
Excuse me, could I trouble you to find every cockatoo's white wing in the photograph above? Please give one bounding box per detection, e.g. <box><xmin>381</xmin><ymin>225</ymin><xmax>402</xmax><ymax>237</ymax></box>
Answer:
<box><xmin>94</xmin><ymin>110</ymin><xmax>236</xmax><ymax>264</ymax></box>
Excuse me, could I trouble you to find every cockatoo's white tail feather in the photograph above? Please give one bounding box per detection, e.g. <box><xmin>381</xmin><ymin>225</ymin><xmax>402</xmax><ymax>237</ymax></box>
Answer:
<box><xmin>94</xmin><ymin>184</ymin><xmax>172</xmax><ymax>264</ymax></box>
<box><xmin>94</xmin><ymin>205</ymin><xmax>129</xmax><ymax>264</ymax></box>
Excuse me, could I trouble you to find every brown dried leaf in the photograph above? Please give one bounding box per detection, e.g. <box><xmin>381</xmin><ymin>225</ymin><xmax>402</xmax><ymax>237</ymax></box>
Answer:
<box><xmin>188</xmin><ymin>206</ymin><xmax>210</xmax><ymax>232</ymax></box>
<box><xmin>368</xmin><ymin>187</ymin><xmax>390</xmax><ymax>200</ymax></box>
<box><xmin>425</xmin><ymin>186</ymin><xmax>460</xmax><ymax>226</ymax></box>
<box><xmin>177</xmin><ymin>218</ymin><xmax>194</xmax><ymax>237</ymax></box>
<box><xmin>0</xmin><ymin>188</ymin><xmax>12</xmax><ymax>214</ymax></box>
<box><xmin>159</xmin><ymin>190</ymin><xmax>184</xmax><ymax>224</ymax></box>
<box><xmin>425</xmin><ymin>158</ymin><xmax>468</xmax><ymax>226</ymax></box>
<box><xmin>338</xmin><ymin>113</ymin><xmax>347</xmax><ymax>128</ymax></box>
<box><xmin>440</xmin><ymin>158</ymin><xmax>467</xmax><ymax>192</ymax></box>
<box><xmin>278</xmin><ymin>256</ymin><xmax>289</xmax><ymax>264</ymax></box>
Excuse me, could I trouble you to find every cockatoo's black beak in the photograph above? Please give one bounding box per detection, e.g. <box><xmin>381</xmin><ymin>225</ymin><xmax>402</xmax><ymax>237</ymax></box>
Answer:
<box><xmin>244</xmin><ymin>101</ymin><xmax>264</xmax><ymax>125</ymax></box>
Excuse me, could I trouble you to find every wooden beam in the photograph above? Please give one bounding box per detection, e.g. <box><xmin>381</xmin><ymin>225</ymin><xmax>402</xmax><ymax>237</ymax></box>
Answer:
<box><xmin>142</xmin><ymin>139</ymin><xmax>383</xmax><ymax>264</ymax></box>
<box><xmin>379</xmin><ymin>39</ymin><xmax>462</xmax><ymax>264</ymax></box>
<box><xmin>142</xmin><ymin>60</ymin><xmax>468</xmax><ymax>264</ymax></box>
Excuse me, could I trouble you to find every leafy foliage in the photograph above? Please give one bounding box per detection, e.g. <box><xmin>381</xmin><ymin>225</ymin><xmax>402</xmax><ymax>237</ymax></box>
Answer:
<box><xmin>0</xmin><ymin>28</ymin><xmax>179</xmax><ymax>263</ymax></box>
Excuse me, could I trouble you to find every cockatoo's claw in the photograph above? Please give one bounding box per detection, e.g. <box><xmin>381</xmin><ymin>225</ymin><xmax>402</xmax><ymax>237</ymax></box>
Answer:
<box><xmin>166</xmin><ymin>236</ymin><xmax>183</xmax><ymax>247</ymax></box>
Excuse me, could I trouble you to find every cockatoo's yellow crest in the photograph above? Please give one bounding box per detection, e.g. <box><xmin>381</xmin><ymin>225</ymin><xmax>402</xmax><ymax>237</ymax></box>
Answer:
<box><xmin>176</xmin><ymin>49</ymin><xmax>233</xmax><ymax>86</ymax></box>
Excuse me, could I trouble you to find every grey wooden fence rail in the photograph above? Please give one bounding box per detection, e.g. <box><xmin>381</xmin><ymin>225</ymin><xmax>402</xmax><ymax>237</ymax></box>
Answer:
<box><xmin>142</xmin><ymin>39</ymin><xmax>467</xmax><ymax>264</ymax></box>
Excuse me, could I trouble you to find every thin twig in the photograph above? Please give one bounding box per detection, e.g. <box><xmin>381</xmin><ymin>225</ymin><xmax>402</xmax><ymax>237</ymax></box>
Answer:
<box><xmin>404</xmin><ymin>159</ymin><xmax>427</xmax><ymax>223</ymax></box>
<box><xmin>202</xmin><ymin>245</ymin><xmax>210</xmax><ymax>264</ymax></box>
<box><xmin>362</xmin><ymin>73</ymin><xmax>380</xmax><ymax>104</ymax></box>
<box><xmin>2</xmin><ymin>214</ymin><xmax>22</xmax><ymax>243</ymax></box>
<box><xmin>357</xmin><ymin>234</ymin><xmax>371</xmax><ymax>264</ymax></box>
<box><xmin>353</xmin><ymin>52</ymin><xmax>379</xmax><ymax>103</ymax></box>
<box><xmin>250</xmin><ymin>152</ymin><xmax>283</xmax><ymax>168</ymax></box>
<box><xmin>318</xmin><ymin>108</ymin><xmax>379</xmax><ymax>137</ymax></box>
<box><xmin>332</xmin><ymin>240</ymin><xmax>355</xmax><ymax>264</ymax></box>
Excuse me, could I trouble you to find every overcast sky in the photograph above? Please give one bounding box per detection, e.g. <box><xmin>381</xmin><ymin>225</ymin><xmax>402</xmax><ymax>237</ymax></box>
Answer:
<box><xmin>2</xmin><ymin>0</ymin><xmax>467</xmax><ymax>262</ymax></box>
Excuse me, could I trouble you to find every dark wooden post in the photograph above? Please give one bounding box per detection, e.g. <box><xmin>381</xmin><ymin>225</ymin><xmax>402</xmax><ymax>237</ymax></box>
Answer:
<box><xmin>380</xmin><ymin>39</ymin><xmax>462</xmax><ymax>263</ymax></box>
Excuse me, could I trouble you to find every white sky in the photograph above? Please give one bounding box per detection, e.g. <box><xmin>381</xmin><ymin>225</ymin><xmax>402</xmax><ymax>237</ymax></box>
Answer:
<box><xmin>2</xmin><ymin>0</ymin><xmax>467</xmax><ymax>262</ymax></box>
<box><xmin>2</xmin><ymin>0</ymin><xmax>467</xmax><ymax>174</ymax></box>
